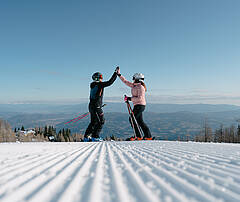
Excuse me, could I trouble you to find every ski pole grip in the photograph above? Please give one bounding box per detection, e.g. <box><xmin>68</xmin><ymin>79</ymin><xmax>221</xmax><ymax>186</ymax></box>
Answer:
<box><xmin>124</xmin><ymin>95</ymin><xmax>128</xmax><ymax>102</ymax></box>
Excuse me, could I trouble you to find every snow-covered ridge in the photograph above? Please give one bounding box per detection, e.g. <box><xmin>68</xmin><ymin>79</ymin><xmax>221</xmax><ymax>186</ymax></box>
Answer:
<box><xmin>0</xmin><ymin>141</ymin><xmax>240</xmax><ymax>202</ymax></box>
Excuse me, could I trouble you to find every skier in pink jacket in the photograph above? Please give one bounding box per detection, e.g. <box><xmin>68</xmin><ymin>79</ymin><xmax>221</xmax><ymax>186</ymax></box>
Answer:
<box><xmin>116</xmin><ymin>68</ymin><xmax>152</xmax><ymax>140</ymax></box>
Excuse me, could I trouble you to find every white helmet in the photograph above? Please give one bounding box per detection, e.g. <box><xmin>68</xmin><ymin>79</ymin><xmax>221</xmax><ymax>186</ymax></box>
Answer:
<box><xmin>133</xmin><ymin>73</ymin><xmax>144</xmax><ymax>81</ymax></box>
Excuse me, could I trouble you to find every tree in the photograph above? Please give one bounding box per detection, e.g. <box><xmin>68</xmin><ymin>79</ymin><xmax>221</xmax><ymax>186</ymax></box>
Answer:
<box><xmin>52</xmin><ymin>127</ymin><xmax>57</xmax><ymax>140</ymax></box>
<box><xmin>185</xmin><ymin>134</ymin><xmax>191</xmax><ymax>142</ymax></box>
<box><xmin>21</xmin><ymin>126</ymin><xmax>25</xmax><ymax>131</ymax></box>
<box><xmin>111</xmin><ymin>135</ymin><xmax>117</xmax><ymax>141</ymax></box>
<box><xmin>56</xmin><ymin>130</ymin><xmax>62</xmax><ymax>142</ymax></box>
<box><xmin>214</xmin><ymin>124</ymin><xmax>223</xmax><ymax>143</ymax></box>
<box><xmin>237</xmin><ymin>125</ymin><xmax>240</xmax><ymax>143</ymax></box>
<box><xmin>44</xmin><ymin>125</ymin><xmax>48</xmax><ymax>138</ymax></box>
<box><xmin>203</xmin><ymin>118</ymin><xmax>212</xmax><ymax>142</ymax></box>
<box><xmin>63</xmin><ymin>129</ymin><xmax>71</xmax><ymax>142</ymax></box>
<box><xmin>48</xmin><ymin>126</ymin><xmax>53</xmax><ymax>136</ymax></box>
<box><xmin>219</xmin><ymin>124</ymin><xmax>223</xmax><ymax>143</ymax></box>
<box><xmin>229</xmin><ymin>125</ymin><xmax>235</xmax><ymax>143</ymax></box>
<box><xmin>0</xmin><ymin>120</ymin><xmax>16</xmax><ymax>142</ymax></box>
<box><xmin>223</xmin><ymin>128</ymin><xmax>230</xmax><ymax>143</ymax></box>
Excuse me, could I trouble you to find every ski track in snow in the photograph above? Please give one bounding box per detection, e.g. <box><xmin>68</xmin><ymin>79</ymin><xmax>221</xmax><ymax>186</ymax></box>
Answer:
<box><xmin>0</xmin><ymin>141</ymin><xmax>240</xmax><ymax>202</ymax></box>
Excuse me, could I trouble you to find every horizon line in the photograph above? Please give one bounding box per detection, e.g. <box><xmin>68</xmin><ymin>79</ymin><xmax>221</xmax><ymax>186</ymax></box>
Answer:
<box><xmin>0</xmin><ymin>102</ymin><xmax>240</xmax><ymax>107</ymax></box>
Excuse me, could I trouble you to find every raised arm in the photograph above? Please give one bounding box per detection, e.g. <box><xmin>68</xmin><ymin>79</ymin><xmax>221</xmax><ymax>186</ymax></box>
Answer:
<box><xmin>101</xmin><ymin>72</ymin><xmax>117</xmax><ymax>88</ymax></box>
<box><xmin>115</xmin><ymin>66</ymin><xmax>134</xmax><ymax>88</ymax></box>
<box><xmin>119</xmin><ymin>75</ymin><xmax>134</xmax><ymax>88</ymax></box>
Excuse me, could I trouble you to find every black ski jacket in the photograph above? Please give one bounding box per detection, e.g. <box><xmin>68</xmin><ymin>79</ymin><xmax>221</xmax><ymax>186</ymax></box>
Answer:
<box><xmin>89</xmin><ymin>72</ymin><xmax>117</xmax><ymax>107</ymax></box>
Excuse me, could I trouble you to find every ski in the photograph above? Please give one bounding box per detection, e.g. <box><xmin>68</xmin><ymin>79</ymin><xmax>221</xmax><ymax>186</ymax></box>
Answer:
<box><xmin>126</xmin><ymin>136</ymin><xmax>156</xmax><ymax>141</ymax></box>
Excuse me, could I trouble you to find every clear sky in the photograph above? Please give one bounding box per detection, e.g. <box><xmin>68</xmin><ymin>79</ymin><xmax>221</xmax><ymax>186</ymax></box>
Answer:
<box><xmin>1</xmin><ymin>0</ymin><xmax>240</xmax><ymax>105</ymax></box>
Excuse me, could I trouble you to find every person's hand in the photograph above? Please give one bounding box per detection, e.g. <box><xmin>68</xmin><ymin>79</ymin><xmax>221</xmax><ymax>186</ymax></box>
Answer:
<box><xmin>115</xmin><ymin>66</ymin><xmax>121</xmax><ymax>76</ymax></box>
<box><xmin>124</xmin><ymin>95</ymin><xmax>131</xmax><ymax>102</ymax></box>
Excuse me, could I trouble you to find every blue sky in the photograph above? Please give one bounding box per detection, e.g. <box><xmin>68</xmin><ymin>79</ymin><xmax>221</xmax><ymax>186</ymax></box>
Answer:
<box><xmin>1</xmin><ymin>0</ymin><xmax>240</xmax><ymax>105</ymax></box>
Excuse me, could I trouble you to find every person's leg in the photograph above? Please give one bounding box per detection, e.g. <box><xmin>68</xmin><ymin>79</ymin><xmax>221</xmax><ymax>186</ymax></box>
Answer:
<box><xmin>84</xmin><ymin>122</ymin><xmax>93</xmax><ymax>138</ymax></box>
<box><xmin>131</xmin><ymin>105</ymin><xmax>143</xmax><ymax>138</ymax></box>
<box><xmin>84</xmin><ymin>105</ymin><xmax>97</xmax><ymax>138</ymax></box>
<box><xmin>133</xmin><ymin>105</ymin><xmax>152</xmax><ymax>138</ymax></box>
<box><xmin>128</xmin><ymin>114</ymin><xmax>140</xmax><ymax>138</ymax></box>
<box><xmin>92</xmin><ymin>108</ymin><xmax>105</xmax><ymax>138</ymax></box>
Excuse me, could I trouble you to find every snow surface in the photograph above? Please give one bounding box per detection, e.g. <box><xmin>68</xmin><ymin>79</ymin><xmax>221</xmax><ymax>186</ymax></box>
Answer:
<box><xmin>0</xmin><ymin>141</ymin><xmax>240</xmax><ymax>202</ymax></box>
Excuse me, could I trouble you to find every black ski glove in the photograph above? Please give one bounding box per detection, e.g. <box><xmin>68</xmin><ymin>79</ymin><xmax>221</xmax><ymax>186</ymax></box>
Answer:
<box><xmin>115</xmin><ymin>66</ymin><xmax>121</xmax><ymax>76</ymax></box>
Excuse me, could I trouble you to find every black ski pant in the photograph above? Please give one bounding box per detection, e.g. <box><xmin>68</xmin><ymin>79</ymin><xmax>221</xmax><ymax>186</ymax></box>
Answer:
<box><xmin>129</xmin><ymin>105</ymin><xmax>151</xmax><ymax>138</ymax></box>
<box><xmin>84</xmin><ymin>104</ymin><xmax>105</xmax><ymax>138</ymax></box>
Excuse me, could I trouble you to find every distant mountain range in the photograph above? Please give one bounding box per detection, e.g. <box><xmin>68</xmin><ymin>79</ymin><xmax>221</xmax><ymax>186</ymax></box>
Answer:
<box><xmin>1</xmin><ymin>103</ymin><xmax>240</xmax><ymax>140</ymax></box>
<box><xmin>1</xmin><ymin>103</ymin><xmax>240</xmax><ymax>114</ymax></box>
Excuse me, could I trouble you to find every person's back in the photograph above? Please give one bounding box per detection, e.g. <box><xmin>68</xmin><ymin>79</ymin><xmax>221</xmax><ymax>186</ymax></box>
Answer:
<box><xmin>129</xmin><ymin>81</ymin><xmax>146</xmax><ymax>106</ymax></box>
<box><xmin>89</xmin><ymin>81</ymin><xmax>106</xmax><ymax>107</ymax></box>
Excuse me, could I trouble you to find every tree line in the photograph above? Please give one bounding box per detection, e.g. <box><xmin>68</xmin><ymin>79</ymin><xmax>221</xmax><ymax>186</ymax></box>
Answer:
<box><xmin>14</xmin><ymin>125</ymin><xmax>122</xmax><ymax>142</ymax></box>
<box><xmin>10</xmin><ymin>123</ymin><xmax>240</xmax><ymax>143</ymax></box>
<box><xmin>18</xmin><ymin>125</ymin><xmax>80</xmax><ymax>142</ymax></box>
<box><xmin>33</xmin><ymin>126</ymin><xmax>121</xmax><ymax>142</ymax></box>
<box><xmin>194</xmin><ymin>122</ymin><xmax>240</xmax><ymax>143</ymax></box>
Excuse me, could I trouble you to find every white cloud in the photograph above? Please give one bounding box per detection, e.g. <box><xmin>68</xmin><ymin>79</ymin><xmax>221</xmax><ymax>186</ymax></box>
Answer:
<box><xmin>147</xmin><ymin>94</ymin><xmax>240</xmax><ymax>105</ymax></box>
<box><xmin>145</xmin><ymin>88</ymin><xmax>240</xmax><ymax>105</ymax></box>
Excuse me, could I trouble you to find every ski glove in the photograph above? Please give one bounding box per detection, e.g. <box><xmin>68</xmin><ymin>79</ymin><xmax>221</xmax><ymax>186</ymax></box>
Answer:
<box><xmin>115</xmin><ymin>66</ymin><xmax>121</xmax><ymax>76</ymax></box>
<box><xmin>124</xmin><ymin>95</ymin><xmax>131</xmax><ymax>102</ymax></box>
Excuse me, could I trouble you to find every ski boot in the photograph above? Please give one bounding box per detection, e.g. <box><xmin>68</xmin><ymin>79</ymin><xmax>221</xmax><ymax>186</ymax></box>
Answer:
<box><xmin>91</xmin><ymin>137</ymin><xmax>103</xmax><ymax>142</ymax></box>
<box><xmin>125</xmin><ymin>136</ymin><xmax>136</xmax><ymax>141</ymax></box>
<box><xmin>83</xmin><ymin>136</ymin><xmax>92</xmax><ymax>142</ymax></box>
<box><xmin>143</xmin><ymin>136</ymin><xmax>155</xmax><ymax>140</ymax></box>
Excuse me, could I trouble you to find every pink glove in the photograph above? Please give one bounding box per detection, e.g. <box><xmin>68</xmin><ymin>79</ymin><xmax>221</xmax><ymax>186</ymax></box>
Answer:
<box><xmin>124</xmin><ymin>95</ymin><xmax>128</xmax><ymax>102</ymax></box>
<box><xmin>124</xmin><ymin>95</ymin><xmax>131</xmax><ymax>102</ymax></box>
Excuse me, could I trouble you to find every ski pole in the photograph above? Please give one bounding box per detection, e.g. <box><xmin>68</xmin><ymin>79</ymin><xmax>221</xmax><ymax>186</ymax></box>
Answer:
<box><xmin>72</xmin><ymin>112</ymin><xmax>90</xmax><ymax>122</ymax></box>
<box><xmin>64</xmin><ymin>113</ymin><xmax>89</xmax><ymax>124</ymax></box>
<box><xmin>126</xmin><ymin>101</ymin><xmax>137</xmax><ymax>138</ymax></box>
<box><xmin>126</xmin><ymin>100</ymin><xmax>144</xmax><ymax>138</ymax></box>
<box><xmin>64</xmin><ymin>104</ymin><xmax>107</xmax><ymax>124</ymax></box>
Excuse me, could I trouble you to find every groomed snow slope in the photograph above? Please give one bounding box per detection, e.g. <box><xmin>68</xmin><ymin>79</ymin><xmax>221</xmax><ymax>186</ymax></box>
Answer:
<box><xmin>0</xmin><ymin>141</ymin><xmax>240</xmax><ymax>202</ymax></box>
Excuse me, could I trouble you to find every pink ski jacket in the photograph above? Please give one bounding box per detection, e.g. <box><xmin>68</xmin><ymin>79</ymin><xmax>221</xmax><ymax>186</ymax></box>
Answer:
<box><xmin>119</xmin><ymin>75</ymin><xmax>146</xmax><ymax>106</ymax></box>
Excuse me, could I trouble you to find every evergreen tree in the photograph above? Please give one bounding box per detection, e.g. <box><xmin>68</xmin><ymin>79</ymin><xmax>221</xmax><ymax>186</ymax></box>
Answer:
<box><xmin>52</xmin><ymin>127</ymin><xmax>57</xmax><ymax>140</ymax></box>
<box><xmin>203</xmin><ymin>119</ymin><xmax>212</xmax><ymax>142</ymax></box>
<box><xmin>44</xmin><ymin>125</ymin><xmax>48</xmax><ymax>138</ymax></box>
<box><xmin>48</xmin><ymin>126</ymin><xmax>53</xmax><ymax>136</ymax></box>
<box><xmin>63</xmin><ymin>128</ymin><xmax>69</xmax><ymax>142</ymax></box>
<box><xmin>66</xmin><ymin>129</ymin><xmax>69</xmax><ymax>142</ymax></box>
<box><xmin>238</xmin><ymin>125</ymin><xmax>240</xmax><ymax>143</ymax></box>
<box><xmin>57</xmin><ymin>130</ymin><xmax>62</xmax><ymax>142</ymax></box>
<box><xmin>230</xmin><ymin>125</ymin><xmax>235</xmax><ymax>143</ymax></box>
<box><xmin>111</xmin><ymin>135</ymin><xmax>117</xmax><ymax>141</ymax></box>
<box><xmin>219</xmin><ymin>124</ymin><xmax>223</xmax><ymax>143</ymax></box>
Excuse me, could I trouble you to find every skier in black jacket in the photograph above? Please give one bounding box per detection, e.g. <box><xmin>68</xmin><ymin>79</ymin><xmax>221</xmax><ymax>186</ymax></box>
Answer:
<box><xmin>84</xmin><ymin>67</ymin><xmax>119</xmax><ymax>142</ymax></box>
